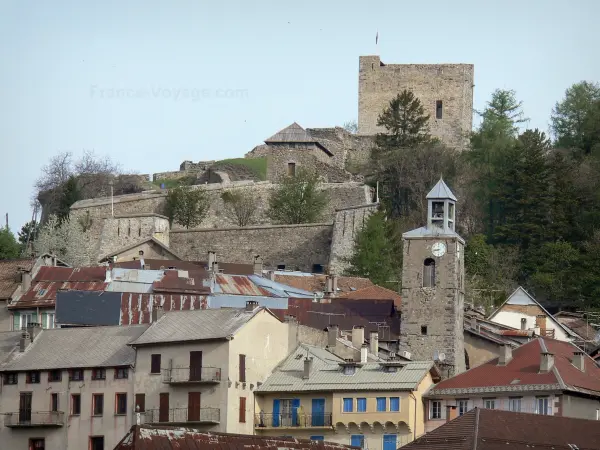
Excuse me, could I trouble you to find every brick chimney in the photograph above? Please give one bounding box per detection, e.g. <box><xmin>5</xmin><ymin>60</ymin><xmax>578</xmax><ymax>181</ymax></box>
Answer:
<box><xmin>151</xmin><ymin>304</ymin><xmax>164</xmax><ymax>323</ymax></box>
<box><xmin>352</xmin><ymin>325</ymin><xmax>365</xmax><ymax>349</ymax></box>
<box><xmin>572</xmin><ymin>351</ymin><xmax>585</xmax><ymax>372</ymax></box>
<box><xmin>540</xmin><ymin>352</ymin><xmax>555</xmax><ymax>373</ymax></box>
<box><xmin>498</xmin><ymin>344</ymin><xmax>513</xmax><ymax>366</ymax></box>
<box><xmin>369</xmin><ymin>330</ymin><xmax>379</xmax><ymax>355</ymax></box>
<box><xmin>327</xmin><ymin>325</ymin><xmax>338</xmax><ymax>348</ymax></box>
<box><xmin>446</xmin><ymin>405</ymin><xmax>458</xmax><ymax>423</ymax></box>
<box><xmin>245</xmin><ymin>300</ymin><xmax>259</xmax><ymax>312</ymax></box>
<box><xmin>303</xmin><ymin>357</ymin><xmax>313</xmax><ymax>379</ymax></box>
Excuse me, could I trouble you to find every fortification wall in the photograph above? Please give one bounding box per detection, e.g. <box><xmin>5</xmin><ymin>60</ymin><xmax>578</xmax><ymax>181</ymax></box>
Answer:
<box><xmin>170</xmin><ymin>223</ymin><xmax>333</xmax><ymax>272</ymax></box>
<box><xmin>307</xmin><ymin>127</ymin><xmax>375</xmax><ymax>173</ymax></box>
<box><xmin>358</xmin><ymin>56</ymin><xmax>474</xmax><ymax>149</ymax></box>
<box><xmin>97</xmin><ymin>215</ymin><xmax>170</xmax><ymax>259</ymax></box>
<box><xmin>328</xmin><ymin>203</ymin><xmax>379</xmax><ymax>275</ymax></box>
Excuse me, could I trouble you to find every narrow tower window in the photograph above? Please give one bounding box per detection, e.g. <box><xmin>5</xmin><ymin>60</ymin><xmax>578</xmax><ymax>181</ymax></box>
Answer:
<box><xmin>287</xmin><ymin>162</ymin><xmax>296</xmax><ymax>177</ymax></box>
<box><xmin>436</xmin><ymin>100</ymin><xmax>443</xmax><ymax>119</ymax></box>
<box><xmin>423</xmin><ymin>258</ymin><xmax>436</xmax><ymax>288</ymax></box>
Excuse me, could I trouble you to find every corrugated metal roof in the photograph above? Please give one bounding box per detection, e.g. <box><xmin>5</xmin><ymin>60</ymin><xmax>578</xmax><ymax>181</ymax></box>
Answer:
<box><xmin>426</xmin><ymin>178</ymin><xmax>457</xmax><ymax>201</ymax></box>
<box><xmin>248</xmin><ymin>275</ymin><xmax>314</xmax><ymax>298</ymax></box>
<box><xmin>114</xmin><ymin>424</ymin><xmax>359</xmax><ymax>450</ymax></box>
<box><xmin>121</xmin><ymin>293</ymin><xmax>208</xmax><ymax>325</ymax></box>
<box><xmin>213</xmin><ymin>274</ymin><xmax>273</xmax><ymax>296</ymax></box>
<box><xmin>1</xmin><ymin>325</ymin><xmax>148</xmax><ymax>371</ymax></box>
<box><xmin>152</xmin><ymin>270</ymin><xmax>211</xmax><ymax>294</ymax></box>
<box><xmin>257</xmin><ymin>344</ymin><xmax>433</xmax><ymax>393</ymax></box>
<box><xmin>273</xmin><ymin>273</ymin><xmax>373</xmax><ymax>294</ymax></box>
<box><xmin>130</xmin><ymin>307</ymin><xmax>264</xmax><ymax>346</ymax></box>
<box><xmin>338</xmin><ymin>285</ymin><xmax>402</xmax><ymax>307</ymax></box>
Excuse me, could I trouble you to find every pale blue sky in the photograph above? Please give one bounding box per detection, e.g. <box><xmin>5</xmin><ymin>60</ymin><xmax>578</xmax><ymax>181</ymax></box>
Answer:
<box><xmin>1</xmin><ymin>0</ymin><xmax>599</xmax><ymax>232</ymax></box>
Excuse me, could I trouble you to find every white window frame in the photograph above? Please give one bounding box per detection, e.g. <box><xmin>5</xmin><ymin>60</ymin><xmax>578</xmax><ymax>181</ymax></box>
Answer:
<box><xmin>20</xmin><ymin>313</ymin><xmax>34</xmax><ymax>330</ymax></box>
<box><xmin>46</xmin><ymin>313</ymin><xmax>55</xmax><ymax>329</ymax></box>
<box><xmin>430</xmin><ymin>400</ymin><xmax>442</xmax><ymax>419</ymax></box>
<box><xmin>483</xmin><ymin>398</ymin><xmax>496</xmax><ymax>409</ymax></box>
<box><xmin>536</xmin><ymin>397</ymin><xmax>550</xmax><ymax>415</ymax></box>
<box><xmin>457</xmin><ymin>399</ymin><xmax>469</xmax><ymax>415</ymax></box>
<box><xmin>508</xmin><ymin>397</ymin><xmax>522</xmax><ymax>412</ymax></box>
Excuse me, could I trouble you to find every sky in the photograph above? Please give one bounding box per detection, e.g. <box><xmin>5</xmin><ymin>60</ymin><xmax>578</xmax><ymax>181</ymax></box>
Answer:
<box><xmin>1</xmin><ymin>0</ymin><xmax>599</xmax><ymax>232</ymax></box>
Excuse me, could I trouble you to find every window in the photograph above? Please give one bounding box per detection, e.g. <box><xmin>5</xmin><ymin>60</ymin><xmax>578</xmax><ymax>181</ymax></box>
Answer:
<box><xmin>115</xmin><ymin>368</ymin><xmax>128</xmax><ymax>379</ymax></box>
<box><xmin>343</xmin><ymin>398</ymin><xmax>353</xmax><ymax>412</ymax></box>
<box><xmin>29</xmin><ymin>439</ymin><xmax>45</xmax><ymax>450</ymax></box>
<box><xmin>458</xmin><ymin>399</ymin><xmax>468</xmax><ymax>415</ymax></box>
<box><xmin>312</xmin><ymin>264</ymin><xmax>324</xmax><ymax>274</ymax></box>
<box><xmin>536</xmin><ymin>396</ymin><xmax>550</xmax><ymax>415</ymax></box>
<box><xmin>277</xmin><ymin>264</ymin><xmax>286</xmax><ymax>270</ymax></box>
<box><xmin>423</xmin><ymin>259</ymin><xmax>436</xmax><ymax>287</ymax></box>
<box><xmin>4</xmin><ymin>372</ymin><xmax>17</xmax><ymax>385</ymax></box>
<box><xmin>430</xmin><ymin>400</ymin><xmax>442</xmax><ymax>419</ymax></box>
<box><xmin>135</xmin><ymin>394</ymin><xmax>145</xmax><ymax>413</ymax></box>
<box><xmin>421</xmin><ymin>325</ymin><xmax>428</xmax><ymax>335</ymax></box>
<box><xmin>383</xmin><ymin>434</ymin><xmax>397</xmax><ymax>450</ymax></box>
<box><xmin>350</xmin><ymin>435</ymin><xmax>364</xmax><ymax>448</ymax></box>
<box><xmin>436</xmin><ymin>100</ymin><xmax>443</xmax><ymax>119</ymax></box>
<box><xmin>343</xmin><ymin>365</ymin><xmax>356</xmax><ymax>375</ymax></box>
<box><xmin>239</xmin><ymin>396</ymin><xmax>246</xmax><ymax>423</ymax></box>
<box><xmin>90</xmin><ymin>436</ymin><xmax>104</xmax><ymax>450</ymax></box>
<box><xmin>311</xmin><ymin>436</ymin><xmax>325</xmax><ymax>442</ymax></box>
<box><xmin>520</xmin><ymin>318</ymin><xmax>527</xmax><ymax>330</ymax></box>
<box><xmin>48</xmin><ymin>370</ymin><xmax>62</xmax><ymax>382</ymax></box>
<box><xmin>26</xmin><ymin>371</ymin><xmax>40</xmax><ymax>384</ymax></box>
<box><xmin>21</xmin><ymin>313</ymin><xmax>34</xmax><ymax>329</ymax></box>
<box><xmin>508</xmin><ymin>397</ymin><xmax>522</xmax><ymax>412</ymax></box>
<box><xmin>239</xmin><ymin>354</ymin><xmax>246</xmax><ymax>382</ymax></box>
<box><xmin>390</xmin><ymin>397</ymin><xmax>400</xmax><ymax>412</ymax></box>
<box><xmin>93</xmin><ymin>394</ymin><xmax>104</xmax><ymax>416</ymax></box>
<box><xmin>46</xmin><ymin>313</ymin><xmax>55</xmax><ymax>329</ymax></box>
<box><xmin>92</xmin><ymin>368</ymin><xmax>106</xmax><ymax>380</ymax></box>
<box><xmin>71</xmin><ymin>394</ymin><xmax>81</xmax><ymax>415</ymax></box>
<box><xmin>51</xmin><ymin>393</ymin><xmax>59</xmax><ymax>412</ymax></box>
<box><xmin>376</xmin><ymin>397</ymin><xmax>387</xmax><ymax>412</ymax></box>
<box><xmin>70</xmin><ymin>369</ymin><xmax>84</xmax><ymax>381</ymax></box>
<box><xmin>115</xmin><ymin>393</ymin><xmax>127</xmax><ymax>415</ymax></box>
<box><xmin>150</xmin><ymin>354</ymin><xmax>161</xmax><ymax>374</ymax></box>
<box><xmin>287</xmin><ymin>162</ymin><xmax>296</xmax><ymax>177</ymax></box>
<box><xmin>357</xmin><ymin>398</ymin><xmax>367</xmax><ymax>412</ymax></box>
<box><xmin>483</xmin><ymin>398</ymin><xmax>496</xmax><ymax>409</ymax></box>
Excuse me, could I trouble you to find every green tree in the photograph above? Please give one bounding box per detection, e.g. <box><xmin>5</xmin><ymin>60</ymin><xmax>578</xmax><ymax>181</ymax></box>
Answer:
<box><xmin>18</xmin><ymin>221</ymin><xmax>40</xmax><ymax>245</ymax></box>
<box><xmin>221</xmin><ymin>189</ymin><xmax>258</xmax><ymax>227</ymax></box>
<box><xmin>166</xmin><ymin>186</ymin><xmax>210</xmax><ymax>229</ymax></box>
<box><xmin>56</xmin><ymin>176</ymin><xmax>81</xmax><ymax>221</ymax></box>
<box><xmin>345</xmin><ymin>210</ymin><xmax>403</xmax><ymax>287</ymax></box>
<box><xmin>551</xmin><ymin>81</ymin><xmax>600</xmax><ymax>154</ymax></box>
<box><xmin>34</xmin><ymin>215</ymin><xmax>95</xmax><ymax>266</ymax></box>
<box><xmin>0</xmin><ymin>227</ymin><xmax>21</xmax><ymax>260</ymax></box>
<box><xmin>268</xmin><ymin>170</ymin><xmax>328</xmax><ymax>224</ymax></box>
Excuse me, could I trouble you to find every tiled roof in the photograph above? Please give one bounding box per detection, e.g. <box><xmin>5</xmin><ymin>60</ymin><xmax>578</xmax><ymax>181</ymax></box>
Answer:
<box><xmin>257</xmin><ymin>344</ymin><xmax>433</xmax><ymax>393</ymax></box>
<box><xmin>428</xmin><ymin>337</ymin><xmax>600</xmax><ymax>396</ymax></box>
<box><xmin>1</xmin><ymin>325</ymin><xmax>148</xmax><ymax>371</ymax></box>
<box><xmin>555</xmin><ymin>312</ymin><xmax>599</xmax><ymax>342</ymax></box>
<box><xmin>338</xmin><ymin>285</ymin><xmax>401</xmax><ymax>307</ymax></box>
<box><xmin>402</xmin><ymin>408</ymin><xmax>600</xmax><ymax>450</ymax></box>
<box><xmin>115</xmin><ymin>424</ymin><xmax>358</xmax><ymax>450</ymax></box>
<box><xmin>0</xmin><ymin>258</ymin><xmax>34</xmax><ymax>299</ymax></box>
<box><xmin>273</xmin><ymin>273</ymin><xmax>373</xmax><ymax>294</ymax></box>
<box><xmin>130</xmin><ymin>307</ymin><xmax>269</xmax><ymax>346</ymax></box>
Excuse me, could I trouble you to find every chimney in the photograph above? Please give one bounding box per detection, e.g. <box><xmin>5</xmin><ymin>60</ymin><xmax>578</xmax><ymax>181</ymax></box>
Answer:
<box><xmin>20</xmin><ymin>332</ymin><xmax>30</xmax><ymax>352</ymax></box>
<box><xmin>246</xmin><ymin>300</ymin><xmax>259</xmax><ymax>312</ymax></box>
<box><xmin>369</xmin><ymin>330</ymin><xmax>379</xmax><ymax>355</ymax></box>
<box><xmin>498</xmin><ymin>344</ymin><xmax>513</xmax><ymax>366</ymax></box>
<box><xmin>20</xmin><ymin>270</ymin><xmax>32</xmax><ymax>292</ymax></box>
<box><xmin>253</xmin><ymin>255</ymin><xmax>263</xmax><ymax>276</ymax></box>
<box><xmin>139</xmin><ymin>250</ymin><xmax>145</xmax><ymax>269</ymax></box>
<box><xmin>534</xmin><ymin>326</ymin><xmax>541</xmax><ymax>336</ymax></box>
<box><xmin>573</xmin><ymin>351</ymin><xmax>585</xmax><ymax>371</ymax></box>
<box><xmin>151</xmin><ymin>304</ymin><xmax>164</xmax><ymax>323</ymax></box>
<box><xmin>520</xmin><ymin>317</ymin><xmax>527</xmax><ymax>331</ymax></box>
<box><xmin>212</xmin><ymin>261</ymin><xmax>219</xmax><ymax>273</ymax></box>
<box><xmin>540</xmin><ymin>352</ymin><xmax>555</xmax><ymax>373</ymax></box>
<box><xmin>332</xmin><ymin>275</ymin><xmax>338</xmax><ymax>293</ymax></box>
<box><xmin>446</xmin><ymin>405</ymin><xmax>458</xmax><ymax>423</ymax></box>
<box><xmin>352</xmin><ymin>325</ymin><xmax>365</xmax><ymax>349</ymax></box>
<box><xmin>284</xmin><ymin>315</ymin><xmax>296</xmax><ymax>323</ymax></box>
<box><xmin>105</xmin><ymin>267</ymin><xmax>112</xmax><ymax>283</ymax></box>
<box><xmin>268</xmin><ymin>270</ymin><xmax>276</xmax><ymax>281</ymax></box>
<box><xmin>327</xmin><ymin>325</ymin><xmax>338</xmax><ymax>347</ymax></box>
<box><xmin>303</xmin><ymin>357</ymin><xmax>313</xmax><ymax>379</ymax></box>
<box><xmin>325</xmin><ymin>275</ymin><xmax>334</xmax><ymax>295</ymax></box>
<box><xmin>208</xmin><ymin>251</ymin><xmax>216</xmax><ymax>269</ymax></box>
<box><xmin>27</xmin><ymin>322</ymin><xmax>41</xmax><ymax>342</ymax></box>
<box><xmin>360</xmin><ymin>344</ymin><xmax>368</xmax><ymax>363</ymax></box>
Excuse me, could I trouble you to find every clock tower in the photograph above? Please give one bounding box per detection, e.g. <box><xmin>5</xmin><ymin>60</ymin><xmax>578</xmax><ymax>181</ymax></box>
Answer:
<box><xmin>400</xmin><ymin>178</ymin><xmax>466</xmax><ymax>376</ymax></box>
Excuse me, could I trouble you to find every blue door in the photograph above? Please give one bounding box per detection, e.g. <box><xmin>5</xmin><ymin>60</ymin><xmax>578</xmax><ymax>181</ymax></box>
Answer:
<box><xmin>351</xmin><ymin>435</ymin><xmax>364</xmax><ymax>448</ymax></box>
<box><xmin>272</xmin><ymin>399</ymin><xmax>280</xmax><ymax>427</ymax></box>
<box><xmin>312</xmin><ymin>398</ymin><xmax>325</xmax><ymax>426</ymax></box>
<box><xmin>383</xmin><ymin>434</ymin><xmax>397</xmax><ymax>450</ymax></box>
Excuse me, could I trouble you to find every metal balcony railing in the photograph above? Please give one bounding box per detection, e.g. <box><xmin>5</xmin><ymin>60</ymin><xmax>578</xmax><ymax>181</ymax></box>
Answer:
<box><xmin>162</xmin><ymin>367</ymin><xmax>221</xmax><ymax>384</ymax></box>
<box><xmin>145</xmin><ymin>407</ymin><xmax>220</xmax><ymax>424</ymax></box>
<box><xmin>4</xmin><ymin>411</ymin><xmax>65</xmax><ymax>427</ymax></box>
<box><xmin>254</xmin><ymin>412</ymin><xmax>333</xmax><ymax>428</ymax></box>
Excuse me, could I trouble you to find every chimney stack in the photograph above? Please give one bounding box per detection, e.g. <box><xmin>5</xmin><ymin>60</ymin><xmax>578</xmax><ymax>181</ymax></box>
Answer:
<box><xmin>245</xmin><ymin>300</ymin><xmax>259</xmax><ymax>312</ymax></box>
<box><xmin>360</xmin><ymin>344</ymin><xmax>368</xmax><ymax>363</ymax></box>
<box><xmin>332</xmin><ymin>275</ymin><xmax>338</xmax><ymax>293</ymax></box>
<box><xmin>327</xmin><ymin>325</ymin><xmax>338</xmax><ymax>348</ymax></box>
<box><xmin>573</xmin><ymin>351</ymin><xmax>585</xmax><ymax>371</ymax></box>
<box><xmin>20</xmin><ymin>270</ymin><xmax>32</xmax><ymax>292</ymax></box>
<box><xmin>369</xmin><ymin>330</ymin><xmax>379</xmax><ymax>355</ymax></box>
<box><xmin>139</xmin><ymin>250</ymin><xmax>145</xmax><ymax>269</ymax></box>
<box><xmin>498</xmin><ymin>344</ymin><xmax>513</xmax><ymax>366</ymax></box>
<box><xmin>325</xmin><ymin>275</ymin><xmax>334</xmax><ymax>295</ymax></box>
<box><xmin>105</xmin><ymin>267</ymin><xmax>112</xmax><ymax>283</ymax></box>
<box><xmin>352</xmin><ymin>325</ymin><xmax>365</xmax><ymax>350</ymax></box>
<box><xmin>253</xmin><ymin>255</ymin><xmax>263</xmax><ymax>276</ymax></box>
<box><xmin>212</xmin><ymin>261</ymin><xmax>219</xmax><ymax>273</ymax></box>
<box><xmin>446</xmin><ymin>405</ymin><xmax>458</xmax><ymax>423</ymax></box>
<box><xmin>268</xmin><ymin>270</ymin><xmax>276</xmax><ymax>281</ymax></box>
<box><xmin>208</xmin><ymin>251</ymin><xmax>216</xmax><ymax>269</ymax></box>
<box><xmin>27</xmin><ymin>322</ymin><xmax>41</xmax><ymax>342</ymax></box>
<box><xmin>303</xmin><ymin>357</ymin><xmax>313</xmax><ymax>379</ymax></box>
<box><xmin>151</xmin><ymin>304</ymin><xmax>164</xmax><ymax>323</ymax></box>
<box><xmin>20</xmin><ymin>332</ymin><xmax>30</xmax><ymax>352</ymax></box>
<box><xmin>540</xmin><ymin>352</ymin><xmax>555</xmax><ymax>373</ymax></box>
<box><xmin>284</xmin><ymin>315</ymin><xmax>297</xmax><ymax>323</ymax></box>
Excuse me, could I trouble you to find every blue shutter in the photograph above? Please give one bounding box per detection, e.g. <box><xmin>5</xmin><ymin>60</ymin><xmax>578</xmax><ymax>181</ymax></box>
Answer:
<box><xmin>351</xmin><ymin>435</ymin><xmax>364</xmax><ymax>448</ymax></box>
<box><xmin>390</xmin><ymin>397</ymin><xmax>400</xmax><ymax>412</ymax></box>
<box><xmin>310</xmin><ymin>436</ymin><xmax>324</xmax><ymax>442</ymax></box>
<box><xmin>343</xmin><ymin>398</ymin><xmax>353</xmax><ymax>412</ymax></box>
<box><xmin>272</xmin><ymin>399</ymin><xmax>280</xmax><ymax>427</ymax></box>
<box><xmin>383</xmin><ymin>435</ymin><xmax>397</xmax><ymax>450</ymax></box>
<box><xmin>291</xmin><ymin>398</ymin><xmax>300</xmax><ymax>426</ymax></box>
<box><xmin>312</xmin><ymin>398</ymin><xmax>325</xmax><ymax>426</ymax></box>
<box><xmin>377</xmin><ymin>397</ymin><xmax>386</xmax><ymax>411</ymax></box>
<box><xmin>357</xmin><ymin>398</ymin><xmax>366</xmax><ymax>412</ymax></box>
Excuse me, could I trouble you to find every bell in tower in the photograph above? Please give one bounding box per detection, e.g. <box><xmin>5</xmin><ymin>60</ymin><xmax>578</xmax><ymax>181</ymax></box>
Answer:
<box><xmin>427</xmin><ymin>177</ymin><xmax>457</xmax><ymax>232</ymax></box>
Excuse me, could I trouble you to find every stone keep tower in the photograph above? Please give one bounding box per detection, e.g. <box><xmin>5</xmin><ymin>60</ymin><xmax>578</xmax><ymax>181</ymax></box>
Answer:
<box><xmin>400</xmin><ymin>179</ymin><xmax>466</xmax><ymax>376</ymax></box>
<box><xmin>358</xmin><ymin>55</ymin><xmax>474</xmax><ymax>149</ymax></box>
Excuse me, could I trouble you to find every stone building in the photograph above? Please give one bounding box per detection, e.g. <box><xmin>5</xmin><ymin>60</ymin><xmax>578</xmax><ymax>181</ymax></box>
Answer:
<box><xmin>400</xmin><ymin>179</ymin><xmax>466</xmax><ymax>377</ymax></box>
<box><xmin>358</xmin><ymin>56</ymin><xmax>474</xmax><ymax>149</ymax></box>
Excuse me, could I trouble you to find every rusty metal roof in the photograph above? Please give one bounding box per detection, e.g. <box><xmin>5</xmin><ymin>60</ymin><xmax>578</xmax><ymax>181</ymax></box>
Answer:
<box><xmin>153</xmin><ymin>270</ymin><xmax>211</xmax><ymax>295</ymax></box>
<box><xmin>337</xmin><ymin>285</ymin><xmax>401</xmax><ymax>307</ymax></box>
<box><xmin>115</xmin><ymin>425</ymin><xmax>358</xmax><ymax>450</ymax></box>
<box><xmin>214</xmin><ymin>274</ymin><xmax>273</xmax><ymax>296</ymax></box>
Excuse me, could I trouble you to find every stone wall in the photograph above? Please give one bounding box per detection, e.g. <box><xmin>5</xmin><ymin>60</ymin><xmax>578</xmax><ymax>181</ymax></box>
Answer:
<box><xmin>329</xmin><ymin>203</ymin><xmax>379</xmax><ymax>275</ymax></box>
<box><xmin>307</xmin><ymin>127</ymin><xmax>375</xmax><ymax>173</ymax></box>
<box><xmin>97</xmin><ymin>214</ymin><xmax>170</xmax><ymax>259</ymax></box>
<box><xmin>358</xmin><ymin>56</ymin><xmax>474</xmax><ymax>149</ymax></box>
<box><xmin>170</xmin><ymin>223</ymin><xmax>333</xmax><ymax>272</ymax></box>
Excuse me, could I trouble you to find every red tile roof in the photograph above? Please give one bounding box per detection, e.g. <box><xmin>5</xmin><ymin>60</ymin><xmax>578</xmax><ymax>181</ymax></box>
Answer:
<box><xmin>429</xmin><ymin>337</ymin><xmax>600</xmax><ymax>396</ymax></box>
<box><xmin>338</xmin><ymin>285</ymin><xmax>401</xmax><ymax>306</ymax></box>
<box><xmin>403</xmin><ymin>408</ymin><xmax>600</xmax><ymax>450</ymax></box>
<box><xmin>114</xmin><ymin>425</ymin><xmax>358</xmax><ymax>450</ymax></box>
<box><xmin>0</xmin><ymin>258</ymin><xmax>34</xmax><ymax>299</ymax></box>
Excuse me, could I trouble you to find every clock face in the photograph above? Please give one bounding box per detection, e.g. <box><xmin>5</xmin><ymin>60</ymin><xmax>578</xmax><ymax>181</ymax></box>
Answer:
<box><xmin>432</xmin><ymin>242</ymin><xmax>447</xmax><ymax>257</ymax></box>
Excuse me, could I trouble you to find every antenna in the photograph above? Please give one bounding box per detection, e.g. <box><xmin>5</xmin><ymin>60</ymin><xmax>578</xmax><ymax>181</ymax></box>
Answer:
<box><xmin>307</xmin><ymin>311</ymin><xmax>345</xmax><ymax>325</ymax></box>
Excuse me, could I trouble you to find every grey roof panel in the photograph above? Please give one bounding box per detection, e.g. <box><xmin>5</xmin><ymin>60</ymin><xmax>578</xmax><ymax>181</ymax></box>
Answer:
<box><xmin>402</xmin><ymin>226</ymin><xmax>464</xmax><ymax>241</ymax></box>
<box><xmin>208</xmin><ymin>295</ymin><xmax>289</xmax><ymax>310</ymax></box>
<box><xmin>1</xmin><ymin>325</ymin><xmax>148</xmax><ymax>371</ymax></box>
<box><xmin>426</xmin><ymin>178</ymin><xmax>457</xmax><ymax>201</ymax></box>
<box><xmin>0</xmin><ymin>331</ymin><xmax>22</xmax><ymax>368</ymax></box>
<box><xmin>56</xmin><ymin>290</ymin><xmax>122</xmax><ymax>326</ymax></box>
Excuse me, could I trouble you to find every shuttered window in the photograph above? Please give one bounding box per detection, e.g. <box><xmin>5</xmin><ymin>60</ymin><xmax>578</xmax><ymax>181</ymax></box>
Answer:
<box><xmin>135</xmin><ymin>394</ymin><xmax>145</xmax><ymax>413</ymax></box>
<box><xmin>239</xmin><ymin>397</ymin><xmax>246</xmax><ymax>423</ymax></box>
<box><xmin>150</xmin><ymin>354</ymin><xmax>161</xmax><ymax>374</ymax></box>
<box><xmin>239</xmin><ymin>354</ymin><xmax>246</xmax><ymax>382</ymax></box>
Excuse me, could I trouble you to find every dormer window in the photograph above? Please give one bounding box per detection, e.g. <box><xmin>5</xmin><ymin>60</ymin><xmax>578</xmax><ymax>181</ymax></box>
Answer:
<box><xmin>343</xmin><ymin>365</ymin><xmax>356</xmax><ymax>375</ymax></box>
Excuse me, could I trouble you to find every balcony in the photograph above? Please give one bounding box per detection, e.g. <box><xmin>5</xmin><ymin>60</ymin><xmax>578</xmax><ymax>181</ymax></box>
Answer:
<box><xmin>162</xmin><ymin>367</ymin><xmax>221</xmax><ymax>384</ymax></box>
<box><xmin>255</xmin><ymin>413</ymin><xmax>333</xmax><ymax>430</ymax></box>
<box><xmin>4</xmin><ymin>411</ymin><xmax>65</xmax><ymax>428</ymax></box>
<box><xmin>145</xmin><ymin>407</ymin><xmax>220</xmax><ymax>425</ymax></box>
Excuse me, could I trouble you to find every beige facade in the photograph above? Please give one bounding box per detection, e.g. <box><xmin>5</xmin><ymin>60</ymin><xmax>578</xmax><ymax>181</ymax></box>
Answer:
<box><xmin>463</xmin><ymin>330</ymin><xmax>508</xmax><ymax>369</ymax></box>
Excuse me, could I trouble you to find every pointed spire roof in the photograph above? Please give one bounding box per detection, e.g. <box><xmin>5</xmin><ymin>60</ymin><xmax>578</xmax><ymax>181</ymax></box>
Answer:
<box><xmin>426</xmin><ymin>178</ymin><xmax>457</xmax><ymax>201</ymax></box>
<box><xmin>264</xmin><ymin>122</ymin><xmax>333</xmax><ymax>156</ymax></box>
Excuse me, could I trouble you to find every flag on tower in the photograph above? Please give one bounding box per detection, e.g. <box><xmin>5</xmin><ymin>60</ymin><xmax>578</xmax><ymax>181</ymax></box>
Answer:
<box><xmin>376</xmin><ymin>31</ymin><xmax>379</xmax><ymax>45</ymax></box>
